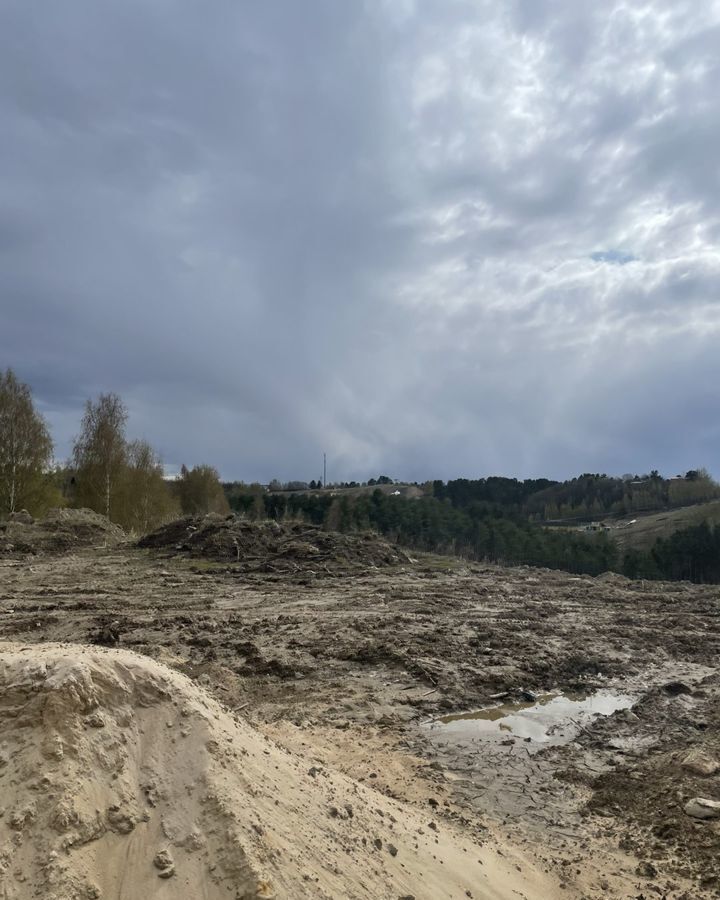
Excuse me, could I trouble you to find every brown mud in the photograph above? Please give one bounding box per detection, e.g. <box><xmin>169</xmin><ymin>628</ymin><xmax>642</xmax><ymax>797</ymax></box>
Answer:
<box><xmin>0</xmin><ymin>521</ymin><xmax>718</xmax><ymax>898</ymax></box>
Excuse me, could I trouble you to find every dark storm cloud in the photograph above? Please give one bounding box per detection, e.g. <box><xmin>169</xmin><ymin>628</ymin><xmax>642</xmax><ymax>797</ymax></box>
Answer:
<box><xmin>1</xmin><ymin>0</ymin><xmax>719</xmax><ymax>482</ymax></box>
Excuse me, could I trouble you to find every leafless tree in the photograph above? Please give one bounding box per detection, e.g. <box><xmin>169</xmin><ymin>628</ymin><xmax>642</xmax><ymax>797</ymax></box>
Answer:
<box><xmin>0</xmin><ymin>369</ymin><xmax>53</xmax><ymax>515</ymax></box>
<box><xmin>73</xmin><ymin>393</ymin><xmax>128</xmax><ymax>520</ymax></box>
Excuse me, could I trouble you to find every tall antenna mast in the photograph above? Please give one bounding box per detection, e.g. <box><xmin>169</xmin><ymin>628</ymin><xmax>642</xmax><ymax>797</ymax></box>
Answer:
<box><xmin>323</xmin><ymin>452</ymin><xmax>327</xmax><ymax>488</ymax></box>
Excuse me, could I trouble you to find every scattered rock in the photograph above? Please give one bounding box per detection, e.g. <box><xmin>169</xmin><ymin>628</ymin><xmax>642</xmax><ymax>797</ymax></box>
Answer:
<box><xmin>684</xmin><ymin>798</ymin><xmax>720</xmax><ymax>820</ymax></box>
<box><xmin>182</xmin><ymin>830</ymin><xmax>205</xmax><ymax>851</ymax></box>
<box><xmin>107</xmin><ymin>806</ymin><xmax>135</xmax><ymax>834</ymax></box>
<box><xmin>91</xmin><ymin>619</ymin><xmax>123</xmax><ymax>647</ymax></box>
<box><xmin>153</xmin><ymin>849</ymin><xmax>175</xmax><ymax>878</ymax></box>
<box><xmin>9</xmin><ymin>803</ymin><xmax>36</xmax><ymax>831</ymax></box>
<box><xmin>663</xmin><ymin>681</ymin><xmax>692</xmax><ymax>697</ymax></box>
<box><xmin>85</xmin><ymin>713</ymin><xmax>106</xmax><ymax>729</ymax></box>
<box><xmin>635</xmin><ymin>861</ymin><xmax>658</xmax><ymax>878</ymax></box>
<box><xmin>680</xmin><ymin>750</ymin><xmax>720</xmax><ymax>777</ymax></box>
<box><xmin>652</xmin><ymin>820</ymin><xmax>680</xmax><ymax>841</ymax></box>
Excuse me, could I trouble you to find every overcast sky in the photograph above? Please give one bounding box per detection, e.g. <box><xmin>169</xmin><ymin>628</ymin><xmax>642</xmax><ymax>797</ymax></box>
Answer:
<box><xmin>2</xmin><ymin>1</ymin><xmax>719</xmax><ymax>483</ymax></box>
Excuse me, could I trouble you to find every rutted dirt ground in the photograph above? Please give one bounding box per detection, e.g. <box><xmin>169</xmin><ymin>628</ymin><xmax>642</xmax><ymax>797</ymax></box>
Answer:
<box><xmin>1</xmin><ymin>521</ymin><xmax>719</xmax><ymax>898</ymax></box>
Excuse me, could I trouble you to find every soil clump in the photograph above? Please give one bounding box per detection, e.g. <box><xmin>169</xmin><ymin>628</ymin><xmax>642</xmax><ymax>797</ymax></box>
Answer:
<box><xmin>138</xmin><ymin>514</ymin><xmax>411</xmax><ymax>573</ymax></box>
<box><xmin>0</xmin><ymin>509</ymin><xmax>124</xmax><ymax>556</ymax></box>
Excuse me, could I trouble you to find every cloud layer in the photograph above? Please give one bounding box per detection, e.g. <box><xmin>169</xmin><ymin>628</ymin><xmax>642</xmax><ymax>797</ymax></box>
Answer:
<box><xmin>2</xmin><ymin>0</ymin><xmax>719</xmax><ymax>482</ymax></box>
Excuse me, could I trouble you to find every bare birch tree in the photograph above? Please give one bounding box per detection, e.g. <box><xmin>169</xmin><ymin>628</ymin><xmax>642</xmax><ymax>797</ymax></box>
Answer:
<box><xmin>0</xmin><ymin>369</ymin><xmax>53</xmax><ymax>515</ymax></box>
<box><xmin>72</xmin><ymin>393</ymin><xmax>128</xmax><ymax>520</ymax></box>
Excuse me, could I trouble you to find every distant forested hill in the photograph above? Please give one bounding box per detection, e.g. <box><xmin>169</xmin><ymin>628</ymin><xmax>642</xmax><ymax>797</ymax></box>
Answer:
<box><xmin>433</xmin><ymin>471</ymin><xmax>720</xmax><ymax>521</ymax></box>
<box><xmin>223</xmin><ymin>470</ymin><xmax>720</xmax><ymax>583</ymax></box>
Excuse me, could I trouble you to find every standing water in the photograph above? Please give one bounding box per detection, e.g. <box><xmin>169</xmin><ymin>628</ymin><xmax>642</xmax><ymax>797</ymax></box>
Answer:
<box><xmin>429</xmin><ymin>690</ymin><xmax>635</xmax><ymax>746</ymax></box>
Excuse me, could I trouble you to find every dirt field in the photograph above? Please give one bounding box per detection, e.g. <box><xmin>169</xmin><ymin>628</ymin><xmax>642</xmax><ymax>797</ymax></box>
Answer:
<box><xmin>1</xmin><ymin>521</ymin><xmax>718</xmax><ymax>898</ymax></box>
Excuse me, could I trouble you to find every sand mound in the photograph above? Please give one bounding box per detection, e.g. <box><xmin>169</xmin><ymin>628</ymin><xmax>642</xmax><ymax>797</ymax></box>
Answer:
<box><xmin>0</xmin><ymin>509</ymin><xmax>124</xmax><ymax>556</ymax></box>
<box><xmin>0</xmin><ymin>642</ymin><xmax>555</xmax><ymax>900</ymax></box>
<box><xmin>138</xmin><ymin>515</ymin><xmax>410</xmax><ymax>572</ymax></box>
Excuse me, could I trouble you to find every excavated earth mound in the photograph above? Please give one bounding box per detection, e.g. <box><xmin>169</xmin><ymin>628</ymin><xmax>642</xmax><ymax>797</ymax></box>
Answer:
<box><xmin>138</xmin><ymin>515</ymin><xmax>411</xmax><ymax>572</ymax></box>
<box><xmin>0</xmin><ymin>509</ymin><xmax>124</xmax><ymax>556</ymax></box>
<box><xmin>0</xmin><ymin>642</ymin><xmax>557</xmax><ymax>900</ymax></box>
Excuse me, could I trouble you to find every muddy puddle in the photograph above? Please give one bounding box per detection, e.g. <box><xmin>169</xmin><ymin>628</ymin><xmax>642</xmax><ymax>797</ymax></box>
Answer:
<box><xmin>422</xmin><ymin>664</ymin><xmax>714</xmax><ymax>837</ymax></box>
<box><xmin>428</xmin><ymin>689</ymin><xmax>635</xmax><ymax>748</ymax></box>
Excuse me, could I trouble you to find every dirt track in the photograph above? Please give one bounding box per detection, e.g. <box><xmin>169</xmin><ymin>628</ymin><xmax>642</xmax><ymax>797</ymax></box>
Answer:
<box><xmin>1</xmin><ymin>538</ymin><xmax>719</xmax><ymax>898</ymax></box>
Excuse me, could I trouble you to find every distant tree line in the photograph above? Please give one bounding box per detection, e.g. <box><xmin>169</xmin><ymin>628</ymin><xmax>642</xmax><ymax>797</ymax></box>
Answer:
<box><xmin>69</xmin><ymin>393</ymin><xmax>229</xmax><ymax>529</ymax></box>
<box><xmin>433</xmin><ymin>477</ymin><xmax>557</xmax><ymax>513</ymax></box>
<box><xmin>430</xmin><ymin>473</ymin><xmax>720</xmax><ymax>521</ymax></box>
<box><xmin>265</xmin><ymin>475</ymin><xmax>396</xmax><ymax>491</ymax></box>
<box><xmin>3</xmin><ymin>367</ymin><xmax>719</xmax><ymax>581</ymax></box>
<box><xmin>622</xmin><ymin>521</ymin><xmax>720</xmax><ymax>583</ymax></box>
<box><xmin>224</xmin><ymin>485</ymin><xmax>619</xmax><ymax>576</ymax></box>
<box><xmin>259</xmin><ymin>472</ymin><xmax>720</xmax><ymax>521</ymax></box>
<box><xmin>526</xmin><ymin>472</ymin><xmax>719</xmax><ymax>520</ymax></box>
<box><xmin>224</xmin><ymin>479</ymin><xmax>720</xmax><ymax>583</ymax></box>
<box><xmin>0</xmin><ymin>369</ymin><xmax>227</xmax><ymax>531</ymax></box>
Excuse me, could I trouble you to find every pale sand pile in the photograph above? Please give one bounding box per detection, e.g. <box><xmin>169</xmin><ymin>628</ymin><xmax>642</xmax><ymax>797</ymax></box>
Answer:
<box><xmin>0</xmin><ymin>643</ymin><xmax>558</xmax><ymax>900</ymax></box>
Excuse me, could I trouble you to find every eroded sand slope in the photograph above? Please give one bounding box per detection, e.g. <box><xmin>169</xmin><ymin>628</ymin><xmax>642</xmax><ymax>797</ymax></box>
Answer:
<box><xmin>0</xmin><ymin>642</ymin><xmax>558</xmax><ymax>900</ymax></box>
